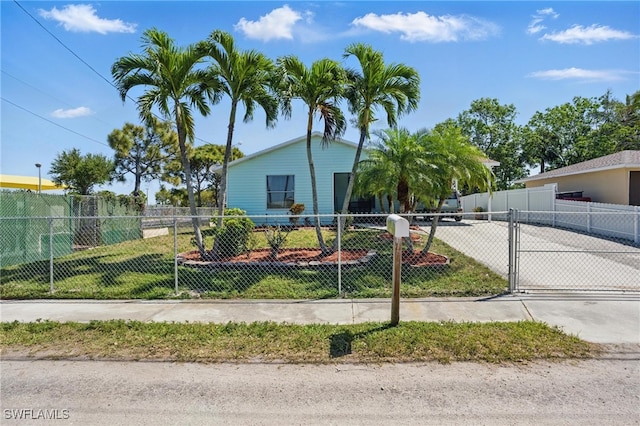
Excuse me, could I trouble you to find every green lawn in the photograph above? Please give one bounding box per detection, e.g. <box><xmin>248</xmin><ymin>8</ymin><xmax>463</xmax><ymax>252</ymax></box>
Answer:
<box><xmin>0</xmin><ymin>320</ymin><xmax>597</xmax><ymax>364</ymax></box>
<box><xmin>0</xmin><ymin>226</ymin><xmax>507</xmax><ymax>299</ymax></box>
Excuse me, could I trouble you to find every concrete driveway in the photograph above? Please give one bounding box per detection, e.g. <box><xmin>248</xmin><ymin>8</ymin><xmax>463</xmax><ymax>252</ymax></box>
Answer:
<box><xmin>424</xmin><ymin>219</ymin><xmax>640</xmax><ymax>293</ymax></box>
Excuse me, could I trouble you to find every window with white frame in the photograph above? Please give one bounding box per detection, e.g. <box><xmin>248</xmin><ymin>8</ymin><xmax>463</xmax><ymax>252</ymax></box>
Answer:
<box><xmin>266</xmin><ymin>175</ymin><xmax>295</xmax><ymax>209</ymax></box>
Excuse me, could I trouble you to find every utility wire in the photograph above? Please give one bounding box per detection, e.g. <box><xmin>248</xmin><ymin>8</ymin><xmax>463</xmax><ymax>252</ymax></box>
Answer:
<box><xmin>11</xmin><ymin>0</ymin><xmax>215</xmax><ymax>145</ymax></box>
<box><xmin>2</xmin><ymin>70</ymin><xmax>118</xmax><ymax>130</ymax></box>
<box><xmin>2</xmin><ymin>97</ymin><xmax>110</xmax><ymax>147</ymax></box>
<box><xmin>12</xmin><ymin>0</ymin><xmax>117</xmax><ymax>91</ymax></box>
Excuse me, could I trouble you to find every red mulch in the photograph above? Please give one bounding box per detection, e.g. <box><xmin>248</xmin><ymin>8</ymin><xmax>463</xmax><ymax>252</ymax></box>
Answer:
<box><xmin>378</xmin><ymin>232</ymin><xmax>422</xmax><ymax>242</ymax></box>
<box><xmin>179</xmin><ymin>248</ymin><xmax>448</xmax><ymax>266</ymax></box>
<box><xmin>179</xmin><ymin>248</ymin><xmax>368</xmax><ymax>263</ymax></box>
<box><xmin>402</xmin><ymin>250</ymin><xmax>449</xmax><ymax>267</ymax></box>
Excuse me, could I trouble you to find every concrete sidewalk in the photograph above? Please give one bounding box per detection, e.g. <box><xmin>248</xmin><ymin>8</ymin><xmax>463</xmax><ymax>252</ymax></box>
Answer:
<box><xmin>1</xmin><ymin>295</ymin><xmax>638</xmax><ymax>345</ymax></box>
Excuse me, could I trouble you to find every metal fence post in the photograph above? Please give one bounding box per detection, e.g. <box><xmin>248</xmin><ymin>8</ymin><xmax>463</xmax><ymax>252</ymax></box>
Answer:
<box><xmin>337</xmin><ymin>213</ymin><xmax>342</xmax><ymax>296</ymax></box>
<box><xmin>634</xmin><ymin>206</ymin><xmax>639</xmax><ymax>244</ymax></box>
<box><xmin>513</xmin><ymin>209</ymin><xmax>520</xmax><ymax>293</ymax></box>
<box><xmin>49</xmin><ymin>217</ymin><xmax>54</xmax><ymax>293</ymax></box>
<box><xmin>507</xmin><ymin>209</ymin><xmax>521</xmax><ymax>293</ymax></box>
<box><xmin>508</xmin><ymin>209</ymin><xmax>514</xmax><ymax>293</ymax></box>
<box><xmin>174</xmin><ymin>217</ymin><xmax>178</xmax><ymax>295</ymax></box>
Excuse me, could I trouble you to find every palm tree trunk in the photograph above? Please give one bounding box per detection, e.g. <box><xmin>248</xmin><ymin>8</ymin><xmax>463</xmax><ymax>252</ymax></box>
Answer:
<box><xmin>306</xmin><ymin>121</ymin><xmax>328</xmax><ymax>253</ymax></box>
<box><xmin>176</xmin><ymin>113</ymin><xmax>205</xmax><ymax>258</ymax></box>
<box><xmin>421</xmin><ymin>197</ymin><xmax>445</xmax><ymax>255</ymax></box>
<box><xmin>332</xmin><ymin>127</ymin><xmax>367</xmax><ymax>251</ymax></box>
<box><xmin>213</xmin><ymin>101</ymin><xmax>237</xmax><ymax>257</ymax></box>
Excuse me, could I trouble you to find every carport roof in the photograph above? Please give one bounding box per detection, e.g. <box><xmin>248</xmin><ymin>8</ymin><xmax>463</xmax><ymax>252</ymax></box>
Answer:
<box><xmin>0</xmin><ymin>174</ymin><xmax>65</xmax><ymax>191</ymax></box>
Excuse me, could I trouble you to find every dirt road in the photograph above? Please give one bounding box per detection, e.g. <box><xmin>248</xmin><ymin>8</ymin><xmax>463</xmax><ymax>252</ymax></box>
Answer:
<box><xmin>2</xmin><ymin>358</ymin><xmax>638</xmax><ymax>425</ymax></box>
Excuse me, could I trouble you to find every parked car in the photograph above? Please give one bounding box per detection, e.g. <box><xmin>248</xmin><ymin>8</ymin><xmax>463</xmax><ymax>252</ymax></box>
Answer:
<box><xmin>416</xmin><ymin>192</ymin><xmax>463</xmax><ymax>222</ymax></box>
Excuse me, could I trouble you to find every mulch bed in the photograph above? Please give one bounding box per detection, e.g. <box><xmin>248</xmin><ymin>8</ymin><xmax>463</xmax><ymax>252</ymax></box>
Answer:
<box><xmin>178</xmin><ymin>247</ymin><xmax>448</xmax><ymax>267</ymax></box>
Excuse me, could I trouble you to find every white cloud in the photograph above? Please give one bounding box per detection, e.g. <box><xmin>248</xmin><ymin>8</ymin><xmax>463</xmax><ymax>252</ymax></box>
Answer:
<box><xmin>38</xmin><ymin>4</ymin><xmax>136</xmax><ymax>34</ymax></box>
<box><xmin>527</xmin><ymin>68</ymin><xmax>631</xmax><ymax>82</ymax></box>
<box><xmin>540</xmin><ymin>24</ymin><xmax>637</xmax><ymax>45</ymax></box>
<box><xmin>351</xmin><ymin>11</ymin><xmax>499</xmax><ymax>42</ymax></box>
<box><xmin>235</xmin><ymin>5</ymin><xmax>303</xmax><ymax>41</ymax></box>
<box><xmin>51</xmin><ymin>107</ymin><xmax>94</xmax><ymax>119</ymax></box>
<box><xmin>527</xmin><ymin>8</ymin><xmax>558</xmax><ymax>35</ymax></box>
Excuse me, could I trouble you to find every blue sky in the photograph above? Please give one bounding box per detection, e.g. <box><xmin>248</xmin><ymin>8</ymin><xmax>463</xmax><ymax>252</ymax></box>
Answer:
<box><xmin>2</xmin><ymin>1</ymin><xmax>639</xmax><ymax>202</ymax></box>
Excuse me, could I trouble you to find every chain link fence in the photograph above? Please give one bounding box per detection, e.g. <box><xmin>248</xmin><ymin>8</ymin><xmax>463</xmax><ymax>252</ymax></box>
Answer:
<box><xmin>510</xmin><ymin>211</ymin><xmax>640</xmax><ymax>293</ymax></box>
<box><xmin>1</xmin><ymin>211</ymin><xmax>638</xmax><ymax>299</ymax></box>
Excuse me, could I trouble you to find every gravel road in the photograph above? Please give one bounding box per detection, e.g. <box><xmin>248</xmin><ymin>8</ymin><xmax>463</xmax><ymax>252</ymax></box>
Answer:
<box><xmin>2</xmin><ymin>358</ymin><xmax>639</xmax><ymax>425</ymax></box>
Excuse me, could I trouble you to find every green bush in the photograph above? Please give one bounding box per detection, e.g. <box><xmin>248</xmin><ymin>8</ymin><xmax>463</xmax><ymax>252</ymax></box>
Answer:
<box><xmin>215</xmin><ymin>208</ymin><xmax>255</xmax><ymax>257</ymax></box>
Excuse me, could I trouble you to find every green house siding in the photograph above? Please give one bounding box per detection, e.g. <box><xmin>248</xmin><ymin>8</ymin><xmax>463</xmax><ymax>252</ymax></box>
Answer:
<box><xmin>227</xmin><ymin>134</ymin><xmax>365</xmax><ymax>221</ymax></box>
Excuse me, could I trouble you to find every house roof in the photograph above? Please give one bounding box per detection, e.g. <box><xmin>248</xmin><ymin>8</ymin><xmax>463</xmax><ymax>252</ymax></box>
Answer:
<box><xmin>213</xmin><ymin>132</ymin><xmax>359</xmax><ymax>170</ymax></box>
<box><xmin>517</xmin><ymin>150</ymin><xmax>640</xmax><ymax>183</ymax></box>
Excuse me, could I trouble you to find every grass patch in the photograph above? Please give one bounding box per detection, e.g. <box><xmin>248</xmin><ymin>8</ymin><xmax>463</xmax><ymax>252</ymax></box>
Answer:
<box><xmin>0</xmin><ymin>320</ymin><xmax>598</xmax><ymax>364</ymax></box>
<box><xmin>0</xmin><ymin>226</ymin><xmax>507</xmax><ymax>300</ymax></box>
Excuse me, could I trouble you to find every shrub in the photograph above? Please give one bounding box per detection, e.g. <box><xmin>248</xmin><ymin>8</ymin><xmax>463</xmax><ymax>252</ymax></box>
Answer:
<box><xmin>264</xmin><ymin>225</ymin><xmax>290</xmax><ymax>259</ymax></box>
<box><xmin>214</xmin><ymin>208</ymin><xmax>255</xmax><ymax>257</ymax></box>
<box><xmin>288</xmin><ymin>203</ymin><xmax>305</xmax><ymax>226</ymax></box>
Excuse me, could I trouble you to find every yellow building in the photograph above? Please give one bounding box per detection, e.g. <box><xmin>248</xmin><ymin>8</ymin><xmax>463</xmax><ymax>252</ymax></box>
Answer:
<box><xmin>518</xmin><ymin>151</ymin><xmax>640</xmax><ymax>206</ymax></box>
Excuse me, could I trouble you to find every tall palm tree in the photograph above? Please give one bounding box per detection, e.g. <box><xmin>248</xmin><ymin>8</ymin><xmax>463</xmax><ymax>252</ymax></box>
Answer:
<box><xmin>111</xmin><ymin>28</ymin><xmax>220</xmax><ymax>257</ymax></box>
<box><xmin>277</xmin><ymin>56</ymin><xmax>346</xmax><ymax>253</ymax></box>
<box><xmin>420</xmin><ymin>121</ymin><xmax>495</xmax><ymax>254</ymax></box>
<box><xmin>198</xmin><ymin>30</ymin><xmax>279</xmax><ymax>256</ymax></box>
<box><xmin>336</xmin><ymin>43</ymin><xmax>420</xmax><ymax>243</ymax></box>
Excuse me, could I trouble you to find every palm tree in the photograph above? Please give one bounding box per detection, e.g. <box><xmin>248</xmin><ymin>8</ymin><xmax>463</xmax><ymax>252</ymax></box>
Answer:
<box><xmin>277</xmin><ymin>56</ymin><xmax>346</xmax><ymax>253</ymax></box>
<box><xmin>336</xmin><ymin>43</ymin><xmax>420</xmax><ymax>243</ymax></box>
<box><xmin>420</xmin><ymin>121</ymin><xmax>495</xmax><ymax>254</ymax></box>
<box><xmin>198</xmin><ymin>30</ymin><xmax>279</xmax><ymax>257</ymax></box>
<box><xmin>356</xmin><ymin>128</ymin><xmax>432</xmax><ymax>215</ymax></box>
<box><xmin>111</xmin><ymin>28</ymin><xmax>220</xmax><ymax>257</ymax></box>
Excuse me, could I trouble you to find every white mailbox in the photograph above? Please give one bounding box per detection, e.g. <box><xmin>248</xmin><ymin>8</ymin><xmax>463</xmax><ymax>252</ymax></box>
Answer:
<box><xmin>386</xmin><ymin>214</ymin><xmax>410</xmax><ymax>238</ymax></box>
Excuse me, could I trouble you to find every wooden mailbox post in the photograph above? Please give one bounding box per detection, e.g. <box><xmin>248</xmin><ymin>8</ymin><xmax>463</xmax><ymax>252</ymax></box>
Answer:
<box><xmin>386</xmin><ymin>214</ymin><xmax>409</xmax><ymax>326</ymax></box>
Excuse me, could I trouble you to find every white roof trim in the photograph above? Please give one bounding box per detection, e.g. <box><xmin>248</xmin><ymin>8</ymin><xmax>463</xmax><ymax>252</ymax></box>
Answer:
<box><xmin>211</xmin><ymin>132</ymin><xmax>359</xmax><ymax>171</ymax></box>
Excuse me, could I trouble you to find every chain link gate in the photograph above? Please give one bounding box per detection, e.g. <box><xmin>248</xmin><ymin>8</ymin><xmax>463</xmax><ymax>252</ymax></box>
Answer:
<box><xmin>509</xmin><ymin>209</ymin><xmax>640</xmax><ymax>294</ymax></box>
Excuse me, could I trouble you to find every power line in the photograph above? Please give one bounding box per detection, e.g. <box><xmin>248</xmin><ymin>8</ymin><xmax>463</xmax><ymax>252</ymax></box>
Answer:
<box><xmin>12</xmin><ymin>0</ymin><xmax>117</xmax><ymax>91</ymax></box>
<box><xmin>2</xmin><ymin>70</ymin><xmax>118</xmax><ymax>130</ymax></box>
<box><xmin>2</xmin><ymin>97</ymin><xmax>110</xmax><ymax>147</ymax></box>
<box><xmin>12</xmin><ymin>0</ymin><xmax>215</xmax><ymax>145</ymax></box>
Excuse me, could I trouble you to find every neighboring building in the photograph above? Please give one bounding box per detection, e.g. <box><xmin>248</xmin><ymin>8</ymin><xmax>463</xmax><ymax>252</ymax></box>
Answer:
<box><xmin>517</xmin><ymin>150</ymin><xmax>640</xmax><ymax>206</ymax></box>
<box><xmin>225</xmin><ymin>133</ymin><xmax>373</xmax><ymax>220</ymax></box>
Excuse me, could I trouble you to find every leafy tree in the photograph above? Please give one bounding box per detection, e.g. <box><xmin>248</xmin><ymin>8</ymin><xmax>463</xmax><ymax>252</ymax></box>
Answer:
<box><xmin>337</xmin><ymin>43</ymin><xmax>420</xmax><ymax>241</ymax></box>
<box><xmin>457</xmin><ymin>98</ymin><xmax>525</xmax><ymax>189</ymax></box>
<box><xmin>163</xmin><ymin>143</ymin><xmax>243</xmax><ymax>207</ymax></box>
<box><xmin>522</xmin><ymin>93</ymin><xmax>623</xmax><ymax>173</ymax></box>
<box><xmin>107</xmin><ymin>118</ymin><xmax>178</xmax><ymax>209</ymax></box>
<box><xmin>50</xmin><ymin>148</ymin><xmax>114</xmax><ymax>195</ymax></box>
<box><xmin>155</xmin><ymin>185</ymin><xmax>188</xmax><ymax>206</ymax></box>
<box><xmin>199</xmin><ymin>30</ymin><xmax>278</xmax><ymax>257</ymax></box>
<box><xmin>617</xmin><ymin>90</ymin><xmax>640</xmax><ymax>150</ymax></box>
<box><xmin>277</xmin><ymin>55</ymin><xmax>346</xmax><ymax>252</ymax></box>
<box><xmin>112</xmin><ymin>28</ymin><xmax>220</xmax><ymax>257</ymax></box>
<box><xmin>420</xmin><ymin>122</ymin><xmax>494</xmax><ymax>254</ymax></box>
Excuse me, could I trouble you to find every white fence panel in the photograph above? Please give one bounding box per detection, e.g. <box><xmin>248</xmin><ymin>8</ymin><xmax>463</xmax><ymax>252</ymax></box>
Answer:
<box><xmin>462</xmin><ymin>189</ymin><xmax>639</xmax><ymax>243</ymax></box>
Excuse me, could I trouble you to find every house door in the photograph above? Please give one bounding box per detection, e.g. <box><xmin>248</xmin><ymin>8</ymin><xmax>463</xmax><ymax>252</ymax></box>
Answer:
<box><xmin>630</xmin><ymin>171</ymin><xmax>640</xmax><ymax>206</ymax></box>
<box><xmin>333</xmin><ymin>173</ymin><xmax>374</xmax><ymax>213</ymax></box>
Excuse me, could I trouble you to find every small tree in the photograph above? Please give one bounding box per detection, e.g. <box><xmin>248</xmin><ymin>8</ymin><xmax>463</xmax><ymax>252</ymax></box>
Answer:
<box><xmin>50</xmin><ymin>148</ymin><xmax>114</xmax><ymax>195</ymax></box>
<box><xmin>108</xmin><ymin>118</ymin><xmax>178</xmax><ymax>208</ymax></box>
